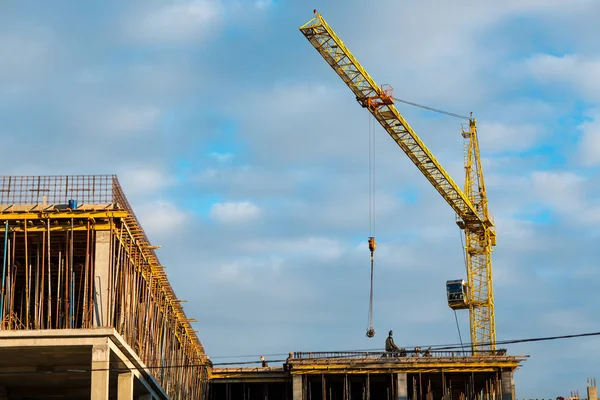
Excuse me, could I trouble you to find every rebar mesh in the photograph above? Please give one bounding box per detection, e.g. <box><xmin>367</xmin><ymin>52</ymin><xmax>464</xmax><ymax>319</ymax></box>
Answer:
<box><xmin>0</xmin><ymin>175</ymin><xmax>116</xmax><ymax>206</ymax></box>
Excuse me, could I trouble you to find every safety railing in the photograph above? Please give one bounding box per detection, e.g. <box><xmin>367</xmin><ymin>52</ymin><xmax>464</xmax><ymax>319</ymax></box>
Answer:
<box><xmin>292</xmin><ymin>348</ymin><xmax>508</xmax><ymax>360</ymax></box>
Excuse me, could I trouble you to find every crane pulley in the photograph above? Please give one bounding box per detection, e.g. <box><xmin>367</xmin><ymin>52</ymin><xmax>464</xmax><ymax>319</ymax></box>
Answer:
<box><xmin>300</xmin><ymin>10</ymin><xmax>497</xmax><ymax>353</ymax></box>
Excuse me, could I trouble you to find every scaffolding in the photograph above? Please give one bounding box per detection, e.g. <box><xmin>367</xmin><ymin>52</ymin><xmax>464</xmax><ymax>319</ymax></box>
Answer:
<box><xmin>0</xmin><ymin>175</ymin><xmax>209</xmax><ymax>399</ymax></box>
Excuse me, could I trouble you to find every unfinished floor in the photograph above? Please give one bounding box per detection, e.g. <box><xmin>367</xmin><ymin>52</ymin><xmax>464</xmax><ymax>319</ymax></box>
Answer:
<box><xmin>210</xmin><ymin>350</ymin><xmax>527</xmax><ymax>400</ymax></box>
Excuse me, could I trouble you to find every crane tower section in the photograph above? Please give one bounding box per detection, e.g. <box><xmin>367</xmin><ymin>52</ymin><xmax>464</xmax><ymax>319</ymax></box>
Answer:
<box><xmin>300</xmin><ymin>11</ymin><xmax>497</xmax><ymax>352</ymax></box>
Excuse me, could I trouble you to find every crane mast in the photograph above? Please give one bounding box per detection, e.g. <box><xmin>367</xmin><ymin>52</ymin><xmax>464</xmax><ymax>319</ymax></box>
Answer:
<box><xmin>461</xmin><ymin>118</ymin><xmax>497</xmax><ymax>351</ymax></box>
<box><xmin>300</xmin><ymin>11</ymin><xmax>497</xmax><ymax>352</ymax></box>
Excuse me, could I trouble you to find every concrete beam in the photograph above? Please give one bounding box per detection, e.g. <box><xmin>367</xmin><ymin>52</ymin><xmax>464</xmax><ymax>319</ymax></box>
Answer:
<box><xmin>107</xmin><ymin>337</ymin><xmax>165</xmax><ymax>399</ymax></box>
<box><xmin>93</xmin><ymin>230</ymin><xmax>111</xmax><ymax>327</ymax></box>
<box><xmin>118</xmin><ymin>372</ymin><xmax>134</xmax><ymax>400</ymax></box>
<box><xmin>91</xmin><ymin>344</ymin><xmax>110</xmax><ymax>400</ymax></box>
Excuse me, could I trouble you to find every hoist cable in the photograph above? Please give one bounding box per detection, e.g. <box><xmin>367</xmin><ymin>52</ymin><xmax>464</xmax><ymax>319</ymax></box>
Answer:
<box><xmin>366</xmin><ymin>114</ymin><xmax>376</xmax><ymax>337</ymax></box>
<box><xmin>456</xmin><ymin>216</ymin><xmax>468</xmax><ymax>354</ymax></box>
<box><xmin>454</xmin><ymin>310</ymin><xmax>465</xmax><ymax>356</ymax></box>
<box><xmin>372</xmin><ymin>114</ymin><xmax>376</xmax><ymax>236</ymax></box>
<box><xmin>393</xmin><ymin>97</ymin><xmax>470</xmax><ymax>120</ymax></box>
<box><xmin>368</xmin><ymin>115</ymin><xmax>372</xmax><ymax>236</ymax></box>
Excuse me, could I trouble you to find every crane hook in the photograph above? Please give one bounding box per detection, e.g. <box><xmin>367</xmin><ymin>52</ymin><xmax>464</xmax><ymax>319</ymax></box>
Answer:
<box><xmin>368</xmin><ymin>236</ymin><xmax>376</xmax><ymax>258</ymax></box>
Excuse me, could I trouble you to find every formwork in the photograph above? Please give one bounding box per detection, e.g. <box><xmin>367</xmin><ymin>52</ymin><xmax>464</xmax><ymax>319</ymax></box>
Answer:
<box><xmin>0</xmin><ymin>175</ymin><xmax>209</xmax><ymax>399</ymax></box>
<box><xmin>210</xmin><ymin>350</ymin><xmax>527</xmax><ymax>400</ymax></box>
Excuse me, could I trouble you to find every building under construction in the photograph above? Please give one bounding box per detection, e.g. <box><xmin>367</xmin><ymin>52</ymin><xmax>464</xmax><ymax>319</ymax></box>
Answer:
<box><xmin>0</xmin><ymin>175</ymin><xmax>209</xmax><ymax>399</ymax></box>
<box><xmin>210</xmin><ymin>350</ymin><xmax>526</xmax><ymax>400</ymax></box>
<box><xmin>0</xmin><ymin>174</ymin><xmax>527</xmax><ymax>400</ymax></box>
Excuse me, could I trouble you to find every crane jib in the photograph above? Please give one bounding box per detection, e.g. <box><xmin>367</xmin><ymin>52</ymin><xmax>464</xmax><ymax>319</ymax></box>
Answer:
<box><xmin>299</xmin><ymin>14</ymin><xmax>484</xmax><ymax>228</ymax></box>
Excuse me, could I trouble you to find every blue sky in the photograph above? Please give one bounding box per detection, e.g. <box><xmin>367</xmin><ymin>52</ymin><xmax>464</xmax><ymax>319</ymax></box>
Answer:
<box><xmin>2</xmin><ymin>0</ymin><xmax>600</xmax><ymax>397</ymax></box>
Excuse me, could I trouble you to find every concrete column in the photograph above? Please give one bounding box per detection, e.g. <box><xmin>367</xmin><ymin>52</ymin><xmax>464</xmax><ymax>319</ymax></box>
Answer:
<box><xmin>396</xmin><ymin>373</ymin><xmax>408</xmax><ymax>400</ymax></box>
<box><xmin>93</xmin><ymin>231</ymin><xmax>111</xmax><ymax>327</ymax></box>
<box><xmin>293</xmin><ymin>375</ymin><xmax>303</xmax><ymax>400</ymax></box>
<box><xmin>501</xmin><ymin>371</ymin><xmax>515</xmax><ymax>400</ymax></box>
<box><xmin>118</xmin><ymin>372</ymin><xmax>134</xmax><ymax>400</ymax></box>
<box><xmin>588</xmin><ymin>384</ymin><xmax>598</xmax><ymax>400</ymax></box>
<box><xmin>91</xmin><ymin>344</ymin><xmax>110</xmax><ymax>400</ymax></box>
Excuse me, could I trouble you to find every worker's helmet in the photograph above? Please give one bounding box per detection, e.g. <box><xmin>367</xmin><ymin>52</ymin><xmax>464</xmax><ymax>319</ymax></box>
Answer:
<box><xmin>389</xmin><ymin>330</ymin><xmax>393</xmax><ymax>336</ymax></box>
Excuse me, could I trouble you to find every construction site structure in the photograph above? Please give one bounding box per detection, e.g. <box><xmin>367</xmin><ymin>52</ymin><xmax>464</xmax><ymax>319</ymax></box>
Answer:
<box><xmin>209</xmin><ymin>349</ymin><xmax>527</xmax><ymax>400</ymax></box>
<box><xmin>0</xmin><ymin>175</ymin><xmax>209</xmax><ymax>399</ymax></box>
<box><xmin>299</xmin><ymin>11</ymin><xmax>497</xmax><ymax>352</ymax></box>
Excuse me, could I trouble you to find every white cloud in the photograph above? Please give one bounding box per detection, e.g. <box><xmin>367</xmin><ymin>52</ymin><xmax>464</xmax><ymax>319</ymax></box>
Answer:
<box><xmin>254</xmin><ymin>0</ymin><xmax>273</xmax><ymax>10</ymax></box>
<box><xmin>531</xmin><ymin>171</ymin><xmax>585</xmax><ymax>215</ymax></box>
<box><xmin>128</xmin><ymin>0</ymin><xmax>221</xmax><ymax>44</ymax></box>
<box><xmin>104</xmin><ymin>106</ymin><xmax>160</xmax><ymax>134</ymax></box>
<box><xmin>135</xmin><ymin>200</ymin><xmax>189</xmax><ymax>239</ymax></box>
<box><xmin>526</xmin><ymin>54</ymin><xmax>600</xmax><ymax>101</ymax></box>
<box><xmin>478</xmin><ymin>122</ymin><xmax>543</xmax><ymax>152</ymax></box>
<box><xmin>212</xmin><ymin>256</ymin><xmax>283</xmax><ymax>286</ymax></box>
<box><xmin>70</xmin><ymin>104</ymin><xmax>161</xmax><ymax>136</ymax></box>
<box><xmin>240</xmin><ymin>237</ymin><xmax>345</xmax><ymax>261</ymax></box>
<box><xmin>208</xmin><ymin>152</ymin><xmax>235</xmax><ymax>163</ymax></box>
<box><xmin>210</xmin><ymin>201</ymin><xmax>261</xmax><ymax>223</ymax></box>
<box><xmin>578</xmin><ymin>111</ymin><xmax>600</xmax><ymax>166</ymax></box>
<box><xmin>0</xmin><ymin>31</ymin><xmax>56</xmax><ymax>90</ymax></box>
<box><xmin>529</xmin><ymin>171</ymin><xmax>600</xmax><ymax>225</ymax></box>
<box><xmin>494</xmin><ymin>217</ymin><xmax>536</xmax><ymax>252</ymax></box>
<box><xmin>117</xmin><ymin>165</ymin><xmax>175</xmax><ymax>196</ymax></box>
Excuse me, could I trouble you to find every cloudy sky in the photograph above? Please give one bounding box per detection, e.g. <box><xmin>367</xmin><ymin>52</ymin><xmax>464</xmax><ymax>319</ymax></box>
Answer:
<box><xmin>2</xmin><ymin>0</ymin><xmax>600</xmax><ymax>397</ymax></box>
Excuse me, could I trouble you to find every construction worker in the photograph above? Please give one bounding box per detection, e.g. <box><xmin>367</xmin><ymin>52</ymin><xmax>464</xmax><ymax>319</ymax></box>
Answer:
<box><xmin>260</xmin><ymin>355</ymin><xmax>268</xmax><ymax>367</ymax></box>
<box><xmin>385</xmin><ymin>330</ymin><xmax>400</xmax><ymax>354</ymax></box>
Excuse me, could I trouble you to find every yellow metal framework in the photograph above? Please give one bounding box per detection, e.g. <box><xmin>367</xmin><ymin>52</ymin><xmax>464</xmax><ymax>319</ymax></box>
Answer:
<box><xmin>300</xmin><ymin>12</ymin><xmax>497</xmax><ymax>351</ymax></box>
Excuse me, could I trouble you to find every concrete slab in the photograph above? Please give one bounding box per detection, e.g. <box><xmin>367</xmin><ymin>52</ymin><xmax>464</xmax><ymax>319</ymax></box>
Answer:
<box><xmin>0</xmin><ymin>329</ymin><xmax>169</xmax><ymax>400</ymax></box>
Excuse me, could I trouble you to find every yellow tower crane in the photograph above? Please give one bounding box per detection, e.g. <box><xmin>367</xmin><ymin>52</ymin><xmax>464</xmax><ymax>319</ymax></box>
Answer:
<box><xmin>300</xmin><ymin>11</ymin><xmax>498</xmax><ymax>353</ymax></box>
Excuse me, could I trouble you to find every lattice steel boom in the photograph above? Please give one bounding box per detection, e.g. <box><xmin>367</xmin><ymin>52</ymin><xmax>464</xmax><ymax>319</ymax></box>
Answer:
<box><xmin>299</xmin><ymin>11</ymin><xmax>497</xmax><ymax>351</ymax></box>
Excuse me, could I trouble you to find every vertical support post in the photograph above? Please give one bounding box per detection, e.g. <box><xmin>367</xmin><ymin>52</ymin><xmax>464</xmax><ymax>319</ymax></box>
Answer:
<box><xmin>0</xmin><ymin>221</ymin><xmax>8</xmax><ymax>325</ymax></box>
<box><xmin>348</xmin><ymin>374</ymin><xmax>352</xmax><ymax>400</ymax></box>
<box><xmin>118</xmin><ymin>372</ymin><xmax>134</xmax><ymax>400</ymax></box>
<box><xmin>366</xmin><ymin>374</ymin><xmax>370</xmax><ymax>400</ymax></box>
<box><xmin>293</xmin><ymin>375</ymin><xmax>304</xmax><ymax>400</ymax></box>
<box><xmin>322</xmin><ymin>374</ymin><xmax>326</xmax><ymax>400</ymax></box>
<box><xmin>396</xmin><ymin>373</ymin><xmax>408</xmax><ymax>400</ymax></box>
<box><xmin>442</xmin><ymin>370</ymin><xmax>445</xmax><ymax>400</ymax></box>
<box><xmin>501</xmin><ymin>370</ymin><xmax>515</xmax><ymax>400</ymax></box>
<box><xmin>93</xmin><ymin>231</ymin><xmax>111</xmax><ymax>327</ymax></box>
<box><xmin>24</xmin><ymin>220</ymin><xmax>29</xmax><ymax>328</ymax></box>
<box><xmin>91</xmin><ymin>344</ymin><xmax>110</xmax><ymax>400</ymax></box>
<box><xmin>344</xmin><ymin>374</ymin><xmax>348</xmax><ymax>400</ymax></box>
<box><xmin>588</xmin><ymin>379</ymin><xmax>598</xmax><ymax>400</ymax></box>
